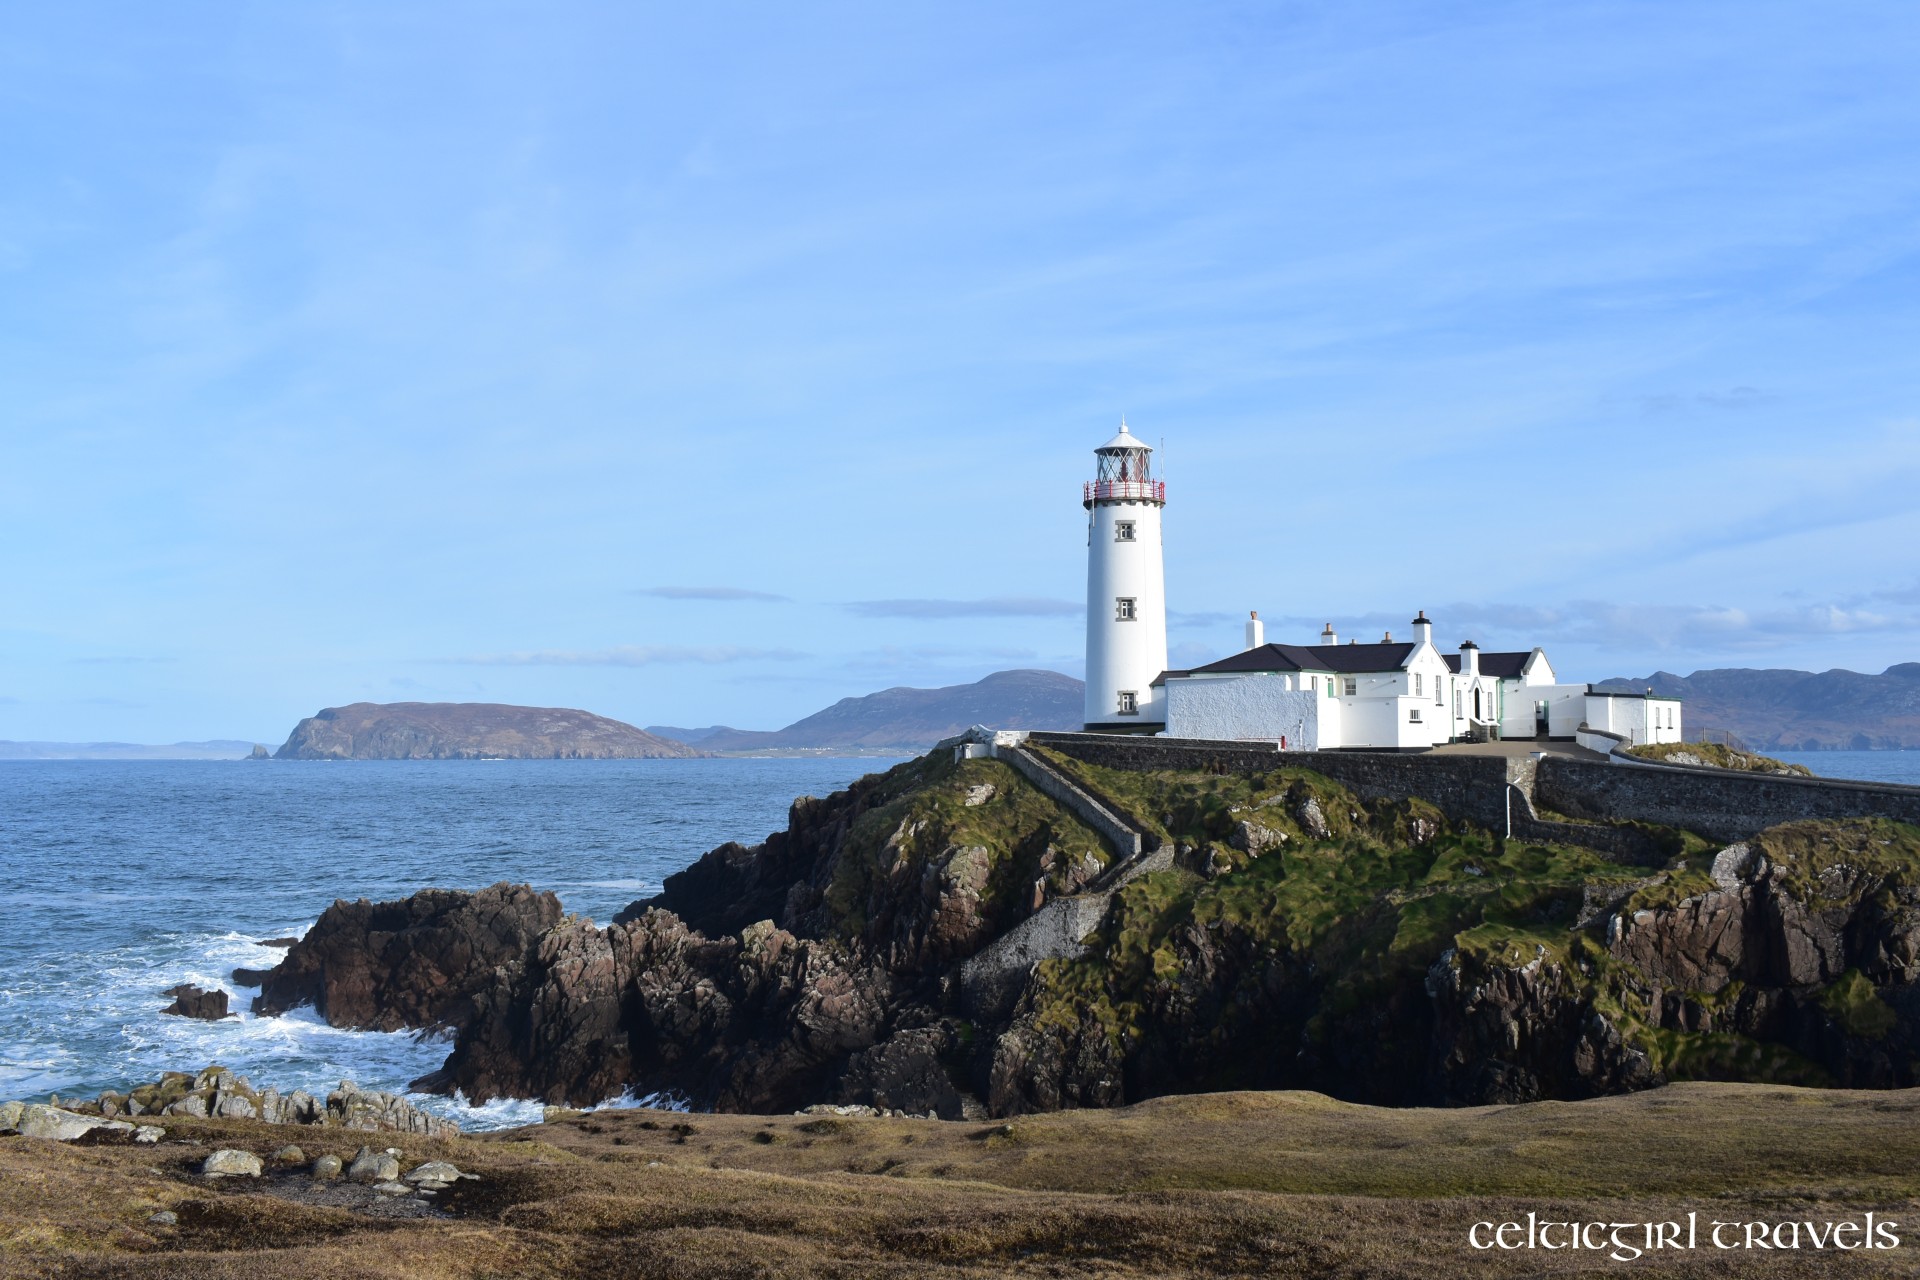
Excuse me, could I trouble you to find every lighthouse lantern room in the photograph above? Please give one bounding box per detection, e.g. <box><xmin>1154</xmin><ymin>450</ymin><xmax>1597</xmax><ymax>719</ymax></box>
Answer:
<box><xmin>1083</xmin><ymin>421</ymin><xmax>1169</xmax><ymax>730</ymax></box>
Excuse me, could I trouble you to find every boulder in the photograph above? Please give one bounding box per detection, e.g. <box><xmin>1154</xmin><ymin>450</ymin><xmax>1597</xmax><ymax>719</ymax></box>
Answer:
<box><xmin>148</xmin><ymin>1210</ymin><xmax>177</xmax><ymax>1227</ymax></box>
<box><xmin>0</xmin><ymin>1101</ymin><xmax>22</xmax><ymax>1131</ymax></box>
<box><xmin>201</xmin><ymin>1149</ymin><xmax>263</xmax><ymax>1177</ymax></box>
<box><xmin>17</xmin><ymin>1105</ymin><xmax>105</xmax><ymax>1141</ymax></box>
<box><xmin>311</xmin><ymin>1154</ymin><xmax>343</xmax><ymax>1180</ymax></box>
<box><xmin>271</xmin><ymin>1144</ymin><xmax>306</xmax><ymax>1163</ymax></box>
<box><xmin>161</xmin><ymin>985</ymin><xmax>231</xmax><ymax>1020</ymax></box>
<box><xmin>346</xmin><ymin>1146</ymin><xmax>401</xmax><ymax>1183</ymax></box>
<box><xmin>134</xmin><ymin>1126</ymin><xmax>165</xmax><ymax>1144</ymax></box>
<box><xmin>231</xmin><ymin>967</ymin><xmax>275</xmax><ymax>987</ymax></box>
<box><xmin>403</xmin><ymin>1160</ymin><xmax>469</xmax><ymax>1186</ymax></box>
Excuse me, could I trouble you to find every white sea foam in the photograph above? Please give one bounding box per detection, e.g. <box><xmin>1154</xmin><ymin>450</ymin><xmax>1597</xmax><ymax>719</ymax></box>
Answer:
<box><xmin>1</xmin><ymin>757</ymin><xmax>906</xmax><ymax>1128</ymax></box>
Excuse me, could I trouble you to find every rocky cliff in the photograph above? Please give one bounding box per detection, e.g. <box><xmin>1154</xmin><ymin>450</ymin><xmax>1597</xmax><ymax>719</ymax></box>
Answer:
<box><xmin>274</xmin><ymin>702</ymin><xmax>701</xmax><ymax>760</ymax></box>
<box><xmin>251</xmin><ymin>751</ymin><xmax>1920</xmax><ymax>1116</ymax></box>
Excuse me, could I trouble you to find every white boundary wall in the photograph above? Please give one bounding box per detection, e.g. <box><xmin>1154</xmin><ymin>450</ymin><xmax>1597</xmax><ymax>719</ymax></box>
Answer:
<box><xmin>1163</xmin><ymin>677</ymin><xmax>1320</xmax><ymax>747</ymax></box>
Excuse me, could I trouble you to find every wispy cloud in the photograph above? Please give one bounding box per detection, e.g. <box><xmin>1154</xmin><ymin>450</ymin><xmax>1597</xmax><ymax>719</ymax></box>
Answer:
<box><xmin>69</xmin><ymin>656</ymin><xmax>178</xmax><ymax>665</ymax></box>
<box><xmin>445</xmin><ymin>645</ymin><xmax>806</xmax><ymax>666</ymax></box>
<box><xmin>843</xmin><ymin>596</ymin><xmax>1081</xmax><ymax>619</ymax></box>
<box><xmin>1169</xmin><ymin>609</ymin><xmax>1244</xmax><ymax>629</ymax></box>
<box><xmin>1264</xmin><ymin>595</ymin><xmax>1916</xmax><ymax>654</ymax></box>
<box><xmin>635</xmin><ymin>586</ymin><xmax>791</xmax><ymax>602</ymax></box>
<box><xmin>1626</xmin><ymin>386</ymin><xmax>1776</xmax><ymax>416</ymax></box>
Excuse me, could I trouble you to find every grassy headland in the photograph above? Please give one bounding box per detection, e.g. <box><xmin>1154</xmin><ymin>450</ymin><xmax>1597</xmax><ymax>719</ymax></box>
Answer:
<box><xmin>5</xmin><ymin>1085</ymin><xmax>1920</xmax><ymax>1277</ymax></box>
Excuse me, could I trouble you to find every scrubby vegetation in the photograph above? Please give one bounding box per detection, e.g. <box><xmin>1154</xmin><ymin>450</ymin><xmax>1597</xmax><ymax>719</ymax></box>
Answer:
<box><xmin>10</xmin><ymin>1085</ymin><xmax>1920</xmax><ymax>1277</ymax></box>
<box><xmin>998</xmin><ymin>751</ymin><xmax>1920</xmax><ymax>1106</ymax></box>
<box><xmin>1628</xmin><ymin>740</ymin><xmax>1814</xmax><ymax>775</ymax></box>
<box><xmin>819</xmin><ymin>753</ymin><xmax>1110</xmax><ymax>944</ymax></box>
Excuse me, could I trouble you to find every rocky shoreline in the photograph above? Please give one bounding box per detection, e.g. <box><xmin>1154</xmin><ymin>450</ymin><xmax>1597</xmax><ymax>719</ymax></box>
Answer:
<box><xmin>0</xmin><ymin>1066</ymin><xmax>458</xmax><ymax>1139</ymax></box>
<box><xmin>222</xmin><ymin>749</ymin><xmax>1920</xmax><ymax>1118</ymax></box>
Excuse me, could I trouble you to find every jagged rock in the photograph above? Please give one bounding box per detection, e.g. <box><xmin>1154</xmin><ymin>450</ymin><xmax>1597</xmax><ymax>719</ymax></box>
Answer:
<box><xmin>327</xmin><ymin>1081</ymin><xmax>458</xmax><ymax>1137</ymax></box>
<box><xmin>1229</xmin><ymin>820</ymin><xmax>1286</xmax><ymax>857</ymax></box>
<box><xmin>963</xmin><ymin>784</ymin><xmax>996</xmax><ymax>807</ymax></box>
<box><xmin>253</xmin><ymin>882</ymin><xmax>563</xmax><ymax>1031</ymax></box>
<box><xmin>214</xmin><ymin>1094</ymin><xmax>257</xmax><ymax>1120</ymax></box>
<box><xmin>201</xmin><ymin>1149</ymin><xmax>263</xmax><ymax>1177</ymax></box>
<box><xmin>134</xmin><ymin>1126</ymin><xmax>164</xmax><ymax>1144</ymax></box>
<box><xmin>346</xmin><ymin>1146</ymin><xmax>401</xmax><ymax>1183</ymax></box>
<box><xmin>832</xmin><ymin>1024</ymin><xmax>964</xmax><ymax>1119</ymax></box>
<box><xmin>1293</xmin><ymin>794</ymin><xmax>1330</xmax><ymax>840</ymax></box>
<box><xmin>160</xmin><ymin>1094</ymin><xmax>208</xmax><ymax>1118</ymax></box>
<box><xmin>231</xmin><ymin>967</ymin><xmax>274</xmax><ymax>987</ymax></box>
<box><xmin>148</xmin><ymin>1211</ymin><xmax>177</xmax><ymax>1226</ymax></box>
<box><xmin>0</xmin><ymin>1101</ymin><xmax>22</xmax><ymax>1131</ymax></box>
<box><xmin>161</xmin><ymin>984</ymin><xmax>231</xmax><ymax>1020</ymax></box>
<box><xmin>17</xmin><ymin>1105</ymin><xmax>107</xmax><ymax>1141</ymax></box>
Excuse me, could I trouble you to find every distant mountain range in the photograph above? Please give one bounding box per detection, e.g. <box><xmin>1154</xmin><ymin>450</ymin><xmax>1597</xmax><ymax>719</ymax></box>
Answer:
<box><xmin>649</xmin><ymin>669</ymin><xmax>1085</xmax><ymax>754</ymax></box>
<box><xmin>275</xmin><ymin>702</ymin><xmax>700</xmax><ymax>760</ymax></box>
<box><xmin>1597</xmin><ymin>664</ymin><xmax>1920</xmax><ymax>751</ymax></box>
<box><xmin>0</xmin><ymin>740</ymin><xmax>263</xmax><ymax>761</ymax></box>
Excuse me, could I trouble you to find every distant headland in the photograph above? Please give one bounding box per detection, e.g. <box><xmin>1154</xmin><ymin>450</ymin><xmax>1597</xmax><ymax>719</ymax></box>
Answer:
<box><xmin>273</xmin><ymin>702</ymin><xmax>700</xmax><ymax>760</ymax></box>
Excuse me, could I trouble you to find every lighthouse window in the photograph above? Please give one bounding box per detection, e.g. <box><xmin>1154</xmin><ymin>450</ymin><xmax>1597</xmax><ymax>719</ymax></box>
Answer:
<box><xmin>1118</xmin><ymin>691</ymin><xmax>1139</xmax><ymax>715</ymax></box>
<box><xmin>1115</xmin><ymin>597</ymin><xmax>1137</xmax><ymax>621</ymax></box>
<box><xmin>1114</xmin><ymin>521</ymin><xmax>1136</xmax><ymax>542</ymax></box>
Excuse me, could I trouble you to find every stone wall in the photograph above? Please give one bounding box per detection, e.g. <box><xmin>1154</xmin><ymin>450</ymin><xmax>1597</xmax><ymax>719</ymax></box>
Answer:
<box><xmin>1026</xmin><ymin>733</ymin><xmax>1679</xmax><ymax>865</ymax></box>
<box><xmin>1538</xmin><ymin>755</ymin><xmax>1920</xmax><ymax>844</ymax></box>
<box><xmin>990</xmin><ymin>743</ymin><xmax>1144</xmax><ymax>861</ymax></box>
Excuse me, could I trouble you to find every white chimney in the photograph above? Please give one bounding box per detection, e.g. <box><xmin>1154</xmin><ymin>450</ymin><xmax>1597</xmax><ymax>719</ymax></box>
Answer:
<box><xmin>1245</xmin><ymin>610</ymin><xmax>1265</xmax><ymax>650</ymax></box>
<box><xmin>1460</xmin><ymin>641</ymin><xmax>1480</xmax><ymax>679</ymax></box>
<box><xmin>1320</xmin><ymin>622</ymin><xmax>1337</xmax><ymax>647</ymax></box>
<box><xmin>1412</xmin><ymin>610</ymin><xmax>1432</xmax><ymax>648</ymax></box>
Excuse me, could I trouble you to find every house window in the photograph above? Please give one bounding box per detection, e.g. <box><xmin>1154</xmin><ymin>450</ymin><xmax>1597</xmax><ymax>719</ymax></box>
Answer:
<box><xmin>1115</xmin><ymin>597</ymin><xmax>1137</xmax><ymax>621</ymax></box>
<box><xmin>1410</xmin><ymin>708</ymin><xmax>1423</xmax><ymax>723</ymax></box>
<box><xmin>1343</xmin><ymin>677</ymin><xmax>1357</xmax><ymax>696</ymax></box>
<box><xmin>1114</xmin><ymin>521</ymin><xmax>1136</xmax><ymax>542</ymax></box>
<box><xmin>1118</xmin><ymin>690</ymin><xmax>1138</xmax><ymax>715</ymax></box>
<box><xmin>1413</xmin><ymin>673</ymin><xmax>1423</xmax><ymax>696</ymax></box>
<box><xmin>1454</xmin><ymin>690</ymin><xmax>1462</xmax><ymax>717</ymax></box>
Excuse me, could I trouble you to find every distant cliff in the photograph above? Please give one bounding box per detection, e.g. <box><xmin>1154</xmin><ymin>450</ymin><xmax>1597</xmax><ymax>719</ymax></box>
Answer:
<box><xmin>1599</xmin><ymin>664</ymin><xmax>1920</xmax><ymax>751</ymax></box>
<box><xmin>649</xmin><ymin>668</ymin><xmax>1084</xmax><ymax>753</ymax></box>
<box><xmin>275</xmin><ymin>702</ymin><xmax>701</xmax><ymax>760</ymax></box>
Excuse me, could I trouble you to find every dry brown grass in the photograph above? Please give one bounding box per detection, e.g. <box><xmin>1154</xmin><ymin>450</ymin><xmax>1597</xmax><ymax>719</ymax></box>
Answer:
<box><xmin>6</xmin><ymin>1084</ymin><xmax>1920</xmax><ymax>1277</ymax></box>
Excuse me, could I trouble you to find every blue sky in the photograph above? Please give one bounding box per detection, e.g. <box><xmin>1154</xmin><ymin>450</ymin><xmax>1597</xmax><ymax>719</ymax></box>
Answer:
<box><xmin>5</xmin><ymin>2</ymin><xmax>1920</xmax><ymax>742</ymax></box>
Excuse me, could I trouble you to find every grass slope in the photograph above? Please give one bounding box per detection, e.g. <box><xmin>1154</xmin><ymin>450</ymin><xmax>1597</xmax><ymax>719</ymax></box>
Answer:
<box><xmin>5</xmin><ymin>1086</ymin><xmax>1920</xmax><ymax>1277</ymax></box>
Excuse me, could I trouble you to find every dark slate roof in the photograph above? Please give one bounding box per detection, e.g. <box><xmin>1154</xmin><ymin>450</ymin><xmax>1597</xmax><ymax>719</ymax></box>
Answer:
<box><xmin>1183</xmin><ymin>642</ymin><xmax>1415</xmax><ymax>676</ymax></box>
<box><xmin>1443</xmin><ymin>651</ymin><xmax>1533</xmax><ymax>679</ymax></box>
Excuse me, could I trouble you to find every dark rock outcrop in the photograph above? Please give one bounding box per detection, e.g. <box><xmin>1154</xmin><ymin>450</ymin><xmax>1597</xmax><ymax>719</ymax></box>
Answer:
<box><xmin>275</xmin><ymin>702</ymin><xmax>702</xmax><ymax>760</ymax></box>
<box><xmin>248</xmin><ymin>749</ymin><xmax>1920</xmax><ymax>1118</ymax></box>
<box><xmin>253</xmin><ymin>883</ymin><xmax>563</xmax><ymax>1030</ymax></box>
<box><xmin>161</xmin><ymin>985</ymin><xmax>231</xmax><ymax>1020</ymax></box>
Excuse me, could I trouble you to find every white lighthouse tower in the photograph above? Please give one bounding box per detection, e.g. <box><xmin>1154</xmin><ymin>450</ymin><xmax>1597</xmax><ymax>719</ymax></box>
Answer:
<box><xmin>1083</xmin><ymin>420</ymin><xmax>1169</xmax><ymax>730</ymax></box>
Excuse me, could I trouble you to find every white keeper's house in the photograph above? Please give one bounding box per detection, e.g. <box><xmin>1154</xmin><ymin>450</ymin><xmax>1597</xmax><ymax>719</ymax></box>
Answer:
<box><xmin>1079</xmin><ymin>424</ymin><xmax>1682</xmax><ymax>751</ymax></box>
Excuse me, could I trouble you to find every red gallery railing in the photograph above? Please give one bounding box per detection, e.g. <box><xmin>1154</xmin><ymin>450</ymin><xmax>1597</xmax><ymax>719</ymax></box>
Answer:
<box><xmin>1083</xmin><ymin>480</ymin><xmax>1166</xmax><ymax>505</ymax></box>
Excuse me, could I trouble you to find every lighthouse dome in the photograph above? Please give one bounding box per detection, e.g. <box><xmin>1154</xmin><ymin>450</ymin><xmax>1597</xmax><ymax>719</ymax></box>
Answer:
<box><xmin>1096</xmin><ymin>422</ymin><xmax>1152</xmax><ymax>453</ymax></box>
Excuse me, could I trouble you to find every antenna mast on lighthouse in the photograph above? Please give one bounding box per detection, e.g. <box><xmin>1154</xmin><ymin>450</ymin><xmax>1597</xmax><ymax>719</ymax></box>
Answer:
<box><xmin>1082</xmin><ymin>419</ymin><xmax>1169</xmax><ymax>732</ymax></box>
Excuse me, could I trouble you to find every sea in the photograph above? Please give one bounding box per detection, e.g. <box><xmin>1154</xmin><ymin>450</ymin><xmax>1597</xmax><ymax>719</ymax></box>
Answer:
<box><xmin>3</xmin><ymin>749</ymin><xmax>1915</xmax><ymax>1131</ymax></box>
<box><xmin>0</xmin><ymin>757</ymin><xmax>906</xmax><ymax>1130</ymax></box>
